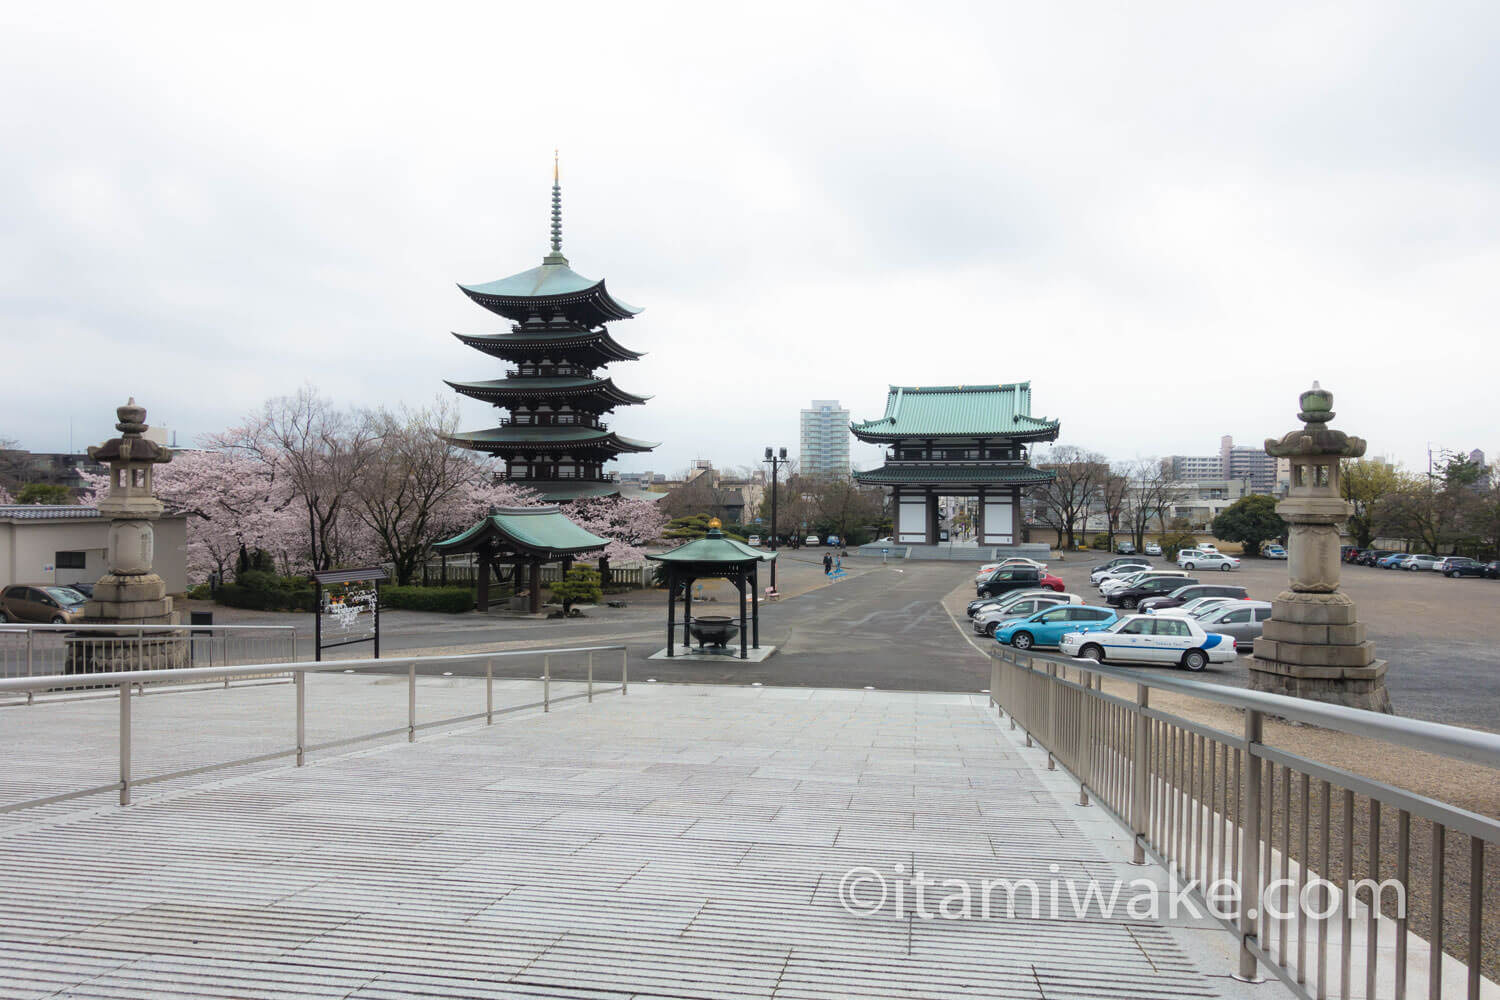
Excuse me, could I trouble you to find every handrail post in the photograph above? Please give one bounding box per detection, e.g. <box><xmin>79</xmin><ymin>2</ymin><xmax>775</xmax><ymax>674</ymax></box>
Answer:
<box><xmin>486</xmin><ymin>658</ymin><xmax>494</xmax><ymax>725</ymax></box>
<box><xmin>119</xmin><ymin>682</ymin><xmax>131</xmax><ymax>805</ymax></box>
<box><xmin>587</xmin><ymin>652</ymin><xmax>593</xmax><ymax>703</ymax></box>
<box><xmin>295</xmin><ymin>671</ymin><xmax>305</xmax><ymax>766</ymax></box>
<box><xmin>1078</xmin><ymin>671</ymin><xmax>1092</xmax><ymax>806</ymax></box>
<box><xmin>621</xmin><ymin>648</ymin><xmax>627</xmax><ymax>695</ymax></box>
<box><xmin>543</xmin><ymin>654</ymin><xmax>550</xmax><ymax>712</ymax></box>
<box><xmin>1046</xmin><ymin>662</ymin><xmax>1056</xmax><ymax>770</ymax></box>
<box><xmin>1237</xmin><ymin>708</ymin><xmax>1264</xmax><ymax>980</ymax></box>
<box><xmin>1131</xmin><ymin>683</ymin><xmax>1149</xmax><ymax>865</ymax></box>
<box><xmin>407</xmin><ymin>662</ymin><xmax>416</xmax><ymax>742</ymax></box>
<box><xmin>26</xmin><ymin>630</ymin><xmax>33</xmax><ymax>677</ymax></box>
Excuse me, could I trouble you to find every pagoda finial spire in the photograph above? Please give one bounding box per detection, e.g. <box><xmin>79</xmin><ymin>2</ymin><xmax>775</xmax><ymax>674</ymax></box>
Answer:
<box><xmin>545</xmin><ymin>149</ymin><xmax>566</xmax><ymax>263</ymax></box>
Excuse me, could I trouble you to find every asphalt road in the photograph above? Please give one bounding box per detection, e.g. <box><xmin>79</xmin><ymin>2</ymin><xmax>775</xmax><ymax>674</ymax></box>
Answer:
<box><xmin>207</xmin><ymin>548</ymin><xmax>1498</xmax><ymax>730</ymax></box>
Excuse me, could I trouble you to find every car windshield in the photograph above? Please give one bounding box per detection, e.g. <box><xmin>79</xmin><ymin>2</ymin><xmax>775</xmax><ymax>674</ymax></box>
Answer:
<box><xmin>45</xmin><ymin>587</ymin><xmax>87</xmax><ymax>605</ymax></box>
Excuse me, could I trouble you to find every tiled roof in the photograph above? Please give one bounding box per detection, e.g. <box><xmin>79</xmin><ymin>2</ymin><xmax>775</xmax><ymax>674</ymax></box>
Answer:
<box><xmin>854</xmin><ymin>465</ymin><xmax>1056</xmax><ymax>485</ymax></box>
<box><xmin>850</xmin><ymin>383</ymin><xmax>1060</xmax><ymax>440</ymax></box>
<box><xmin>0</xmin><ymin>505</ymin><xmax>101</xmax><ymax>521</ymax></box>
<box><xmin>433</xmin><ymin>505</ymin><xmax>611</xmax><ymax>556</ymax></box>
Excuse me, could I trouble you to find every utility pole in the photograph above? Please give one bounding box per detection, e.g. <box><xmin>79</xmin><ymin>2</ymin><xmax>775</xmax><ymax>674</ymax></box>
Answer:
<box><xmin>763</xmin><ymin>446</ymin><xmax>787</xmax><ymax>589</ymax></box>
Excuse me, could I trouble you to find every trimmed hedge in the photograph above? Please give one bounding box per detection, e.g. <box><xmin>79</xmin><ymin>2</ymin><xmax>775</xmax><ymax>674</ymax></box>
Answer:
<box><xmin>382</xmin><ymin>586</ymin><xmax>474</xmax><ymax>613</ymax></box>
<box><xmin>216</xmin><ymin>571</ymin><xmax>317</xmax><ymax>612</ymax></box>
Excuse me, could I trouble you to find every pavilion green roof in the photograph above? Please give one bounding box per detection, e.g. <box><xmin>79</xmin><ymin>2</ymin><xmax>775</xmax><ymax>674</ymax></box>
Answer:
<box><xmin>854</xmin><ymin>465</ymin><xmax>1057</xmax><ymax>486</ymax></box>
<box><xmin>432</xmin><ymin>505</ymin><xmax>610</xmax><ymax>556</ymax></box>
<box><xmin>850</xmin><ymin>383</ymin><xmax>1060</xmax><ymax>441</ymax></box>
<box><xmin>647</xmin><ymin>528</ymin><xmax>777</xmax><ymax>566</ymax></box>
<box><xmin>453</xmin><ymin>329</ymin><xmax>645</xmax><ymax>362</ymax></box>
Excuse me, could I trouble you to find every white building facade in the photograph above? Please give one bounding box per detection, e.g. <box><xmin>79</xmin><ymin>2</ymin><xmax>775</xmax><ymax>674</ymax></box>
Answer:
<box><xmin>0</xmin><ymin>506</ymin><xmax>188</xmax><ymax>593</ymax></box>
<box><xmin>799</xmin><ymin>399</ymin><xmax>851</xmax><ymax>480</ymax></box>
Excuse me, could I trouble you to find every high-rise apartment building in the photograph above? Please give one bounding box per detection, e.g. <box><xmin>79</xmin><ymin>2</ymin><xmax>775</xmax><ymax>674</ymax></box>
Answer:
<box><xmin>1167</xmin><ymin>435</ymin><xmax>1279</xmax><ymax>494</ymax></box>
<box><xmin>799</xmin><ymin>399</ymin><xmax>851</xmax><ymax>479</ymax></box>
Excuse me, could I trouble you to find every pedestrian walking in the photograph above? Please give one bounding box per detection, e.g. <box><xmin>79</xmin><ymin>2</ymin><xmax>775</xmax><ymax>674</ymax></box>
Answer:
<box><xmin>823</xmin><ymin>552</ymin><xmax>832</xmax><ymax>575</ymax></box>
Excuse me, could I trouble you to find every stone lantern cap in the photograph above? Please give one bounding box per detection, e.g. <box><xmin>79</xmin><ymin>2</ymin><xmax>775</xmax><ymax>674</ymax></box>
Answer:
<box><xmin>86</xmin><ymin>398</ymin><xmax>173</xmax><ymax>465</ymax></box>
<box><xmin>1264</xmin><ymin>382</ymin><xmax>1366</xmax><ymax>459</ymax></box>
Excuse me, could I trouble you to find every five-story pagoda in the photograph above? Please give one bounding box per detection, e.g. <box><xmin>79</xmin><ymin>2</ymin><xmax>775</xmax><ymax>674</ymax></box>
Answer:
<box><xmin>445</xmin><ymin>158</ymin><xmax>657</xmax><ymax>500</ymax></box>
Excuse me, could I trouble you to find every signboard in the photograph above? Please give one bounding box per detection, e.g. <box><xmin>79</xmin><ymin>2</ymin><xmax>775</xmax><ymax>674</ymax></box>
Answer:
<box><xmin>311</xmin><ymin>567</ymin><xmax>389</xmax><ymax>661</ymax></box>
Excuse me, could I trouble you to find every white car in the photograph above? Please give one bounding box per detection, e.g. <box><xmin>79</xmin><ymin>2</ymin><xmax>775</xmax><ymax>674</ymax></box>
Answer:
<box><xmin>975</xmin><ymin>557</ymin><xmax>1048</xmax><ymax>583</ymax></box>
<box><xmin>1149</xmin><ymin>595</ymin><xmax>1237</xmax><ymax>618</ymax></box>
<box><xmin>1401</xmin><ymin>554</ymin><xmax>1440</xmax><ymax>571</ymax></box>
<box><xmin>1144</xmin><ymin>542</ymin><xmax>1163</xmax><ymax>556</ymax></box>
<box><xmin>1094</xmin><ymin>565</ymin><xmax>1155</xmax><ymax>589</ymax></box>
<box><xmin>1178</xmin><ymin>552</ymin><xmax>1241</xmax><ymax>572</ymax></box>
<box><xmin>747</xmin><ymin>535</ymin><xmax>762</xmax><ymax>547</ymax></box>
<box><xmin>967</xmin><ymin>589</ymin><xmax>1082</xmax><ymax>619</ymax></box>
<box><xmin>805</xmin><ymin>535</ymin><xmax>820</xmax><ymax>546</ymax></box>
<box><xmin>1090</xmin><ymin>561</ymin><xmax>1150</xmax><ymax>585</ymax></box>
<box><xmin>1101</xmin><ymin>570</ymin><xmax>1191</xmax><ymax>596</ymax></box>
<box><xmin>1060</xmin><ymin>614</ymin><xmax>1237</xmax><ymax>671</ymax></box>
<box><xmin>972</xmin><ymin>594</ymin><xmax>1072</xmax><ymax>636</ymax></box>
<box><xmin>1198</xmin><ymin>543</ymin><xmax>1219</xmax><ymax>553</ymax></box>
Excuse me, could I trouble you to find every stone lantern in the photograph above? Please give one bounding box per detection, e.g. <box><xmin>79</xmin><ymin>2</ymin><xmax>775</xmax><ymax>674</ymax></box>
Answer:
<box><xmin>1249</xmin><ymin>383</ymin><xmax>1391</xmax><ymax>712</ymax></box>
<box><xmin>84</xmin><ymin>398</ymin><xmax>177</xmax><ymax>627</ymax></box>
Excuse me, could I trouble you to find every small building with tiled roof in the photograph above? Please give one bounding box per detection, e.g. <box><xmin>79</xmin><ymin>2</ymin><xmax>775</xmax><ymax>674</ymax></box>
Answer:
<box><xmin>850</xmin><ymin>383</ymin><xmax>1059</xmax><ymax>547</ymax></box>
<box><xmin>0</xmin><ymin>506</ymin><xmax>188</xmax><ymax>593</ymax></box>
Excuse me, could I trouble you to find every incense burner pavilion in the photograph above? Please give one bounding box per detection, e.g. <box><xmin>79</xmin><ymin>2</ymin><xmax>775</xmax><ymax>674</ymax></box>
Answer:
<box><xmin>852</xmin><ymin>383</ymin><xmax>1058</xmax><ymax>551</ymax></box>
<box><xmin>444</xmin><ymin>160</ymin><xmax>657</xmax><ymax>501</ymax></box>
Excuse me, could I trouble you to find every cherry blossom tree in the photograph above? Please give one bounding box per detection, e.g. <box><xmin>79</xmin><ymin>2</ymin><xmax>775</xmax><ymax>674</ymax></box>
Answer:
<box><xmin>564</xmin><ymin>495</ymin><xmax>668</xmax><ymax>563</ymax></box>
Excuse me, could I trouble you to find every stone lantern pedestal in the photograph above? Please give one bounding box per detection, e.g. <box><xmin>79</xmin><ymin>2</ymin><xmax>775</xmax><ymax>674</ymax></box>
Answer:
<box><xmin>70</xmin><ymin>399</ymin><xmax>186</xmax><ymax>673</ymax></box>
<box><xmin>1249</xmin><ymin>383</ymin><xmax>1391</xmax><ymax>713</ymax></box>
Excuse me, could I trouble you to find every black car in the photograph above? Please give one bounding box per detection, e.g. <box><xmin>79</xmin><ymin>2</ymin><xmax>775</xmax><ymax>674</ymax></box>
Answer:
<box><xmin>1486</xmin><ymin>561</ymin><xmax>1500</xmax><ymax>580</ymax></box>
<box><xmin>976</xmin><ymin>566</ymin><xmax>1046</xmax><ymax>599</ymax></box>
<box><xmin>1440</xmin><ymin>557</ymin><xmax>1487</xmax><ymax>578</ymax></box>
<box><xmin>1106</xmin><ymin>576</ymin><xmax>1200</xmax><ymax>610</ymax></box>
<box><xmin>1137</xmin><ymin>583</ymin><xmax>1249</xmax><ymax>613</ymax></box>
<box><xmin>1358</xmin><ymin>549</ymin><xmax>1395</xmax><ymax>567</ymax></box>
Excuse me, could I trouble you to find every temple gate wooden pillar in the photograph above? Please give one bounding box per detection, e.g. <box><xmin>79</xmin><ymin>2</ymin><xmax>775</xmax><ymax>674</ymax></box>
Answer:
<box><xmin>528</xmin><ymin>560</ymin><xmax>542</xmax><ymax>614</ymax></box>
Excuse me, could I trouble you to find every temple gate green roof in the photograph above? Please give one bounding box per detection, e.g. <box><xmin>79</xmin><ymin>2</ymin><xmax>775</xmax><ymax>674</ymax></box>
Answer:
<box><xmin>849</xmin><ymin>383</ymin><xmax>1060</xmax><ymax>442</ymax></box>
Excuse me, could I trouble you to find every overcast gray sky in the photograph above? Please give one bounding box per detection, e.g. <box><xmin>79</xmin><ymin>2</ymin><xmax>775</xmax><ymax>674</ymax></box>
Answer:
<box><xmin>2</xmin><ymin>2</ymin><xmax>1495</xmax><ymax>475</ymax></box>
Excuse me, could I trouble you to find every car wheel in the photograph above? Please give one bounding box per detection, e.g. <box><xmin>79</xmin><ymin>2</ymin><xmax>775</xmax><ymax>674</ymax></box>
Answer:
<box><xmin>1123</xmin><ymin>597</ymin><xmax>1138</xmax><ymax>609</ymax></box>
<box><xmin>1447</xmin><ymin>571</ymin><xmax>1458</xmax><ymax>578</ymax></box>
<box><xmin>1182</xmin><ymin>649</ymin><xmax>1208</xmax><ymax>672</ymax></box>
<box><xmin>985</xmin><ymin>622</ymin><xmax>998</xmax><ymax>637</ymax></box>
<box><xmin>1012</xmin><ymin>631</ymin><xmax>1034</xmax><ymax>650</ymax></box>
<box><xmin>1079</xmin><ymin>644</ymin><xmax>1103</xmax><ymax>662</ymax></box>
<box><xmin>1220</xmin><ymin>564</ymin><xmax>1231</xmax><ymax>572</ymax></box>
<box><xmin>1183</xmin><ymin>562</ymin><xmax>1194</xmax><ymax>570</ymax></box>
<box><xmin>51</xmin><ymin>616</ymin><xmax>65</xmax><ymax>625</ymax></box>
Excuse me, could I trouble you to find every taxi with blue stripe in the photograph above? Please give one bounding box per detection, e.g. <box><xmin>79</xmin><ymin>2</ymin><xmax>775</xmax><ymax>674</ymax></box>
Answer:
<box><xmin>1058</xmin><ymin>613</ymin><xmax>1237</xmax><ymax>672</ymax></box>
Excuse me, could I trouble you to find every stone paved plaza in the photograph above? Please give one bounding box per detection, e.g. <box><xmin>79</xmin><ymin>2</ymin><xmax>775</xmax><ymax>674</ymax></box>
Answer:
<box><xmin>0</xmin><ymin>678</ymin><xmax>1249</xmax><ymax>999</ymax></box>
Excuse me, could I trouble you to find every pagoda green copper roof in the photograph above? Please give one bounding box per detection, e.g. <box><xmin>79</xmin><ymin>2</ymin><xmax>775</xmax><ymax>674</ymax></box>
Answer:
<box><xmin>528</xmin><ymin>481</ymin><xmax>627</xmax><ymax>501</ymax></box>
<box><xmin>446</xmin><ymin>425</ymin><xmax>660</xmax><ymax>451</ymax></box>
<box><xmin>647</xmin><ymin>529</ymin><xmax>777</xmax><ymax>566</ymax></box>
<box><xmin>453</xmin><ymin>330</ymin><xmax>645</xmax><ymax>361</ymax></box>
<box><xmin>850</xmin><ymin>383</ymin><xmax>1060</xmax><ymax>440</ymax></box>
<box><xmin>433</xmin><ymin>505</ymin><xmax>610</xmax><ymax>555</ymax></box>
<box><xmin>445</xmin><ymin>376</ymin><xmax>651</xmax><ymax>404</ymax></box>
<box><xmin>459</xmin><ymin>261</ymin><xmax>640</xmax><ymax>315</ymax></box>
<box><xmin>854</xmin><ymin>465</ymin><xmax>1057</xmax><ymax>485</ymax></box>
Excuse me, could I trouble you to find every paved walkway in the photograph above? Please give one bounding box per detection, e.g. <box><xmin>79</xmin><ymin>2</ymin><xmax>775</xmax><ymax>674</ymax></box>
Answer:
<box><xmin>0</xmin><ymin>681</ymin><xmax>1242</xmax><ymax>999</ymax></box>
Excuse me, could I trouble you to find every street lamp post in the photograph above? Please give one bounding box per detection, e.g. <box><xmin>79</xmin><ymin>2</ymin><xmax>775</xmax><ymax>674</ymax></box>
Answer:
<box><xmin>763</xmin><ymin>446</ymin><xmax>787</xmax><ymax>589</ymax></box>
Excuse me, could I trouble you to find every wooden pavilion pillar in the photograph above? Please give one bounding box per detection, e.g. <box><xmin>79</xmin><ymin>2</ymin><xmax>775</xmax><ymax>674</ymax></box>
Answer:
<box><xmin>751</xmin><ymin>563</ymin><xmax>759</xmax><ymax>649</ymax></box>
<box><xmin>737</xmin><ymin>566</ymin><xmax>748</xmax><ymax>660</ymax></box>
<box><xmin>926</xmin><ymin>492</ymin><xmax>940</xmax><ymax>545</ymax></box>
<box><xmin>683</xmin><ymin>579</ymin><xmax>693</xmax><ymax>648</ymax></box>
<box><xmin>477</xmin><ymin>551</ymin><xmax>491</xmax><ymax>613</ymax></box>
<box><xmin>975</xmin><ymin>487</ymin><xmax>986</xmax><ymax>546</ymax></box>
<box><xmin>666</xmin><ymin>569</ymin><xmax>677</xmax><ymax>657</ymax></box>
<box><xmin>528</xmin><ymin>560</ymin><xmax>542</xmax><ymax>614</ymax></box>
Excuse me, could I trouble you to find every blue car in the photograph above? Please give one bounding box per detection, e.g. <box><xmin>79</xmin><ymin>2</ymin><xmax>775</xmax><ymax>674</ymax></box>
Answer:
<box><xmin>995</xmin><ymin>605</ymin><xmax>1118</xmax><ymax>651</ymax></box>
<box><xmin>1377</xmin><ymin>553</ymin><xmax>1408</xmax><ymax>569</ymax></box>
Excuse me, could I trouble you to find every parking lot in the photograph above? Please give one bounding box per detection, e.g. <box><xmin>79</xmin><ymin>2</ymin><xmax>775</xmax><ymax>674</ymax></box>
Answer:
<box><xmin>1032</xmin><ymin>551</ymin><xmax>1499</xmax><ymax>731</ymax></box>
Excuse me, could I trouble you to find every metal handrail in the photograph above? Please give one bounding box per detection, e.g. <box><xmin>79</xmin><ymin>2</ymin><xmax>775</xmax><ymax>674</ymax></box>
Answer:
<box><xmin>0</xmin><ymin>623</ymin><xmax>296</xmax><ymax>633</ymax></box>
<box><xmin>1006</xmin><ymin>648</ymin><xmax>1500</xmax><ymax>769</ymax></box>
<box><xmin>0</xmin><ymin>643</ymin><xmax>629</xmax><ymax>814</ymax></box>
<box><xmin>987</xmin><ymin>645</ymin><xmax>1499</xmax><ymax>997</ymax></box>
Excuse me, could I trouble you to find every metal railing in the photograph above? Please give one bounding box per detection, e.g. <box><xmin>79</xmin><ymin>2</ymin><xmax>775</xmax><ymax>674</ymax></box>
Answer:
<box><xmin>989</xmin><ymin>647</ymin><xmax>1500</xmax><ymax>999</ymax></box>
<box><xmin>0</xmin><ymin>623</ymin><xmax>297</xmax><ymax>682</ymax></box>
<box><xmin>0</xmin><ymin>644</ymin><xmax>628</xmax><ymax>814</ymax></box>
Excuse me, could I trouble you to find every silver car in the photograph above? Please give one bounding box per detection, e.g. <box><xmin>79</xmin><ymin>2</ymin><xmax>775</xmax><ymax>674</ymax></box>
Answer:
<box><xmin>1192</xmin><ymin>600</ymin><xmax>1272</xmax><ymax>645</ymax></box>
<box><xmin>973</xmin><ymin>594</ymin><xmax>1072</xmax><ymax>636</ymax></box>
